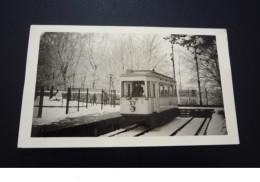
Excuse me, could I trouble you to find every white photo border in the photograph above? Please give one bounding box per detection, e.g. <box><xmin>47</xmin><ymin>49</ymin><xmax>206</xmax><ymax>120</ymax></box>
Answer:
<box><xmin>18</xmin><ymin>25</ymin><xmax>239</xmax><ymax>148</ymax></box>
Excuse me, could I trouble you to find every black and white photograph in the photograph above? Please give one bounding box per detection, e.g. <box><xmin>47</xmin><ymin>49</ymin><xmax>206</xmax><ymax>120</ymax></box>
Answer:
<box><xmin>18</xmin><ymin>26</ymin><xmax>238</xmax><ymax>147</ymax></box>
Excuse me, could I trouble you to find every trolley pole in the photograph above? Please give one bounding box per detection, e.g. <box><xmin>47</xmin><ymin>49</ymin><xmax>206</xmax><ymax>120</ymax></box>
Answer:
<box><xmin>178</xmin><ymin>55</ymin><xmax>182</xmax><ymax>90</ymax></box>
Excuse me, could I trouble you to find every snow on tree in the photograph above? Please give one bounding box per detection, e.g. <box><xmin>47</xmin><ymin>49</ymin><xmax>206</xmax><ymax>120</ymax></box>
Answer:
<box><xmin>37</xmin><ymin>33</ymin><xmax>179</xmax><ymax>93</ymax></box>
<box><xmin>37</xmin><ymin>32</ymin><xmax>89</xmax><ymax>89</ymax></box>
<box><xmin>164</xmin><ymin>34</ymin><xmax>223</xmax><ymax>105</ymax></box>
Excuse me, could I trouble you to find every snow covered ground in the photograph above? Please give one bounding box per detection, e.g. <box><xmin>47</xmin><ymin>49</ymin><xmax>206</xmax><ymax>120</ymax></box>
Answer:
<box><xmin>111</xmin><ymin>125</ymin><xmax>147</xmax><ymax>137</ymax></box>
<box><xmin>101</xmin><ymin>108</ymin><xmax>227</xmax><ymax>137</ymax></box>
<box><xmin>175</xmin><ymin>118</ymin><xmax>204</xmax><ymax>136</ymax></box>
<box><xmin>207</xmin><ymin>108</ymin><xmax>227</xmax><ymax>135</ymax></box>
<box><xmin>33</xmin><ymin>96</ymin><xmax>120</xmax><ymax>125</ymax></box>
<box><xmin>143</xmin><ymin>117</ymin><xmax>192</xmax><ymax>136</ymax></box>
<box><xmin>33</xmin><ymin>97</ymin><xmax>227</xmax><ymax>136</ymax></box>
<box><xmin>101</xmin><ymin>125</ymin><xmax>134</xmax><ymax>137</ymax></box>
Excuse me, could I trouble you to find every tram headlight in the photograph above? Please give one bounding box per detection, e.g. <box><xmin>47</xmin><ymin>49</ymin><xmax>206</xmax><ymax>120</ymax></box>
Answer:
<box><xmin>130</xmin><ymin>106</ymin><xmax>136</xmax><ymax>112</ymax></box>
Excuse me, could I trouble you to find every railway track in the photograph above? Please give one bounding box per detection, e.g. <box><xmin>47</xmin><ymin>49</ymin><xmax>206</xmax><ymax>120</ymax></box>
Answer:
<box><xmin>104</xmin><ymin>124</ymin><xmax>152</xmax><ymax>137</ymax></box>
<box><xmin>101</xmin><ymin>116</ymin><xmax>212</xmax><ymax>137</ymax></box>
<box><xmin>107</xmin><ymin>124</ymin><xmax>141</xmax><ymax>137</ymax></box>
<box><xmin>196</xmin><ymin>117</ymin><xmax>212</xmax><ymax>136</ymax></box>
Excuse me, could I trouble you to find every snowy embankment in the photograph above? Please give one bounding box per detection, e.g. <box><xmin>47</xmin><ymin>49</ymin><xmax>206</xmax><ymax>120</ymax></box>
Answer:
<box><xmin>33</xmin><ymin>97</ymin><xmax>120</xmax><ymax>126</ymax></box>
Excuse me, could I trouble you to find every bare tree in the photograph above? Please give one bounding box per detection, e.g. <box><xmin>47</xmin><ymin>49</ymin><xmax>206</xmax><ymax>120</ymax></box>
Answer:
<box><xmin>81</xmin><ymin>34</ymin><xmax>109</xmax><ymax>89</ymax></box>
<box><xmin>37</xmin><ymin>32</ymin><xmax>89</xmax><ymax>89</ymax></box>
<box><xmin>37</xmin><ymin>33</ymin><xmax>62</xmax><ymax>87</ymax></box>
<box><xmin>164</xmin><ymin>34</ymin><xmax>223</xmax><ymax>105</ymax></box>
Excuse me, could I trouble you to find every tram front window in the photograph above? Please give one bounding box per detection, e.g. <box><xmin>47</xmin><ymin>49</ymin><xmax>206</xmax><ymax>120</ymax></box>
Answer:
<box><xmin>122</xmin><ymin>81</ymin><xmax>145</xmax><ymax>97</ymax></box>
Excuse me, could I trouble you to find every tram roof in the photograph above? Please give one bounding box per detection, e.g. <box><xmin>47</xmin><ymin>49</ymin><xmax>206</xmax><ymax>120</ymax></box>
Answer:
<box><xmin>120</xmin><ymin>69</ymin><xmax>175</xmax><ymax>82</ymax></box>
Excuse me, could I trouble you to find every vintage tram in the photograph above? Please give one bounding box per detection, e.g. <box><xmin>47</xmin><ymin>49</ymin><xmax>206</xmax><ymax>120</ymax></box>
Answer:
<box><xmin>120</xmin><ymin>69</ymin><xmax>179</xmax><ymax>126</ymax></box>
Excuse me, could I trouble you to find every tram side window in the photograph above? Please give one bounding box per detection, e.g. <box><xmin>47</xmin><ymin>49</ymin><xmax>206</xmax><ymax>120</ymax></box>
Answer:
<box><xmin>159</xmin><ymin>83</ymin><xmax>164</xmax><ymax>96</ymax></box>
<box><xmin>179</xmin><ymin>90</ymin><xmax>182</xmax><ymax>97</ymax></box>
<box><xmin>159</xmin><ymin>83</ymin><xmax>176</xmax><ymax>97</ymax></box>
<box><xmin>147</xmin><ymin>81</ymin><xmax>151</xmax><ymax>97</ymax></box>
<box><xmin>165</xmin><ymin>84</ymin><xmax>169</xmax><ymax>96</ymax></box>
<box><xmin>171</xmin><ymin>85</ymin><xmax>176</xmax><ymax>96</ymax></box>
<box><xmin>152</xmin><ymin>83</ymin><xmax>155</xmax><ymax>97</ymax></box>
<box><xmin>169</xmin><ymin>85</ymin><xmax>173</xmax><ymax>96</ymax></box>
<box><xmin>174</xmin><ymin>85</ymin><xmax>177</xmax><ymax>96</ymax></box>
<box><xmin>121</xmin><ymin>82</ymin><xmax>124</xmax><ymax>97</ymax></box>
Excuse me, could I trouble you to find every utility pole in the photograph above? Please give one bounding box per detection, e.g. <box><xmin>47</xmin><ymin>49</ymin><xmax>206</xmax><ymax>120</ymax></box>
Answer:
<box><xmin>109</xmin><ymin>73</ymin><xmax>114</xmax><ymax>102</ymax></box>
<box><xmin>194</xmin><ymin>47</ymin><xmax>203</xmax><ymax>106</ymax></box>
<box><xmin>171</xmin><ymin>43</ymin><xmax>176</xmax><ymax>81</ymax></box>
<box><xmin>178</xmin><ymin>55</ymin><xmax>182</xmax><ymax>90</ymax></box>
<box><xmin>129</xmin><ymin>36</ymin><xmax>133</xmax><ymax>70</ymax></box>
<box><xmin>109</xmin><ymin>74</ymin><xmax>112</xmax><ymax>92</ymax></box>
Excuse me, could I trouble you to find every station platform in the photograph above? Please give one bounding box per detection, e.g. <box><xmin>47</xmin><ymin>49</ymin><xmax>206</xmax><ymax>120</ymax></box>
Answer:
<box><xmin>31</xmin><ymin>111</ymin><xmax>134</xmax><ymax>137</ymax></box>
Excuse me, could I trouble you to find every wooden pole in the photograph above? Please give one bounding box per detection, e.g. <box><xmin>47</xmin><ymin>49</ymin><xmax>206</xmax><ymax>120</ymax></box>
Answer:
<box><xmin>38</xmin><ymin>86</ymin><xmax>44</xmax><ymax>118</ymax></box>
<box><xmin>101</xmin><ymin>89</ymin><xmax>103</xmax><ymax>110</ymax></box>
<box><xmin>86</xmin><ymin>88</ymin><xmax>88</xmax><ymax>108</ymax></box>
<box><xmin>171</xmin><ymin>43</ymin><xmax>176</xmax><ymax>81</ymax></box>
<box><xmin>114</xmin><ymin>90</ymin><xmax>116</xmax><ymax>108</ymax></box>
<box><xmin>194</xmin><ymin>47</ymin><xmax>203</xmax><ymax>106</ymax></box>
<box><xmin>66</xmin><ymin>87</ymin><xmax>71</xmax><ymax>114</ymax></box>
<box><xmin>77</xmin><ymin>88</ymin><xmax>80</xmax><ymax>112</ymax></box>
<box><xmin>110</xmin><ymin>90</ymin><xmax>112</xmax><ymax>107</ymax></box>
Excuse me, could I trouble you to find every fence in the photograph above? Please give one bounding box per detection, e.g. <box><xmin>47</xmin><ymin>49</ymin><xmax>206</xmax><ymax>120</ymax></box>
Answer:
<box><xmin>34</xmin><ymin>86</ymin><xmax>119</xmax><ymax>118</ymax></box>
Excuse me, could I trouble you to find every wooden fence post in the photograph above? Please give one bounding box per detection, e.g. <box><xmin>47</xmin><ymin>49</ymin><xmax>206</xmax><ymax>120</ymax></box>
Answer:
<box><xmin>38</xmin><ymin>86</ymin><xmax>44</xmax><ymax>118</ymax></box>
<box><xmin>110</xmin><ymin>90</ymin><xmax>112</xmax><ymax>107</ymax></box>
<box><xmin>101</xmin><ymin>89</ymin><xmax>103</xmax><ymax>110</ymax></box>
<box><xmin>77</xmin><ymin>88</ymin><xmax>80</xmax><ymax>112</ymax></box>
<box><xmin>114</xmin><ymin>90</ymin><xmax>116</xmax><ymax>108</ymax></box>
<box><xmin>86</xmin><ymin>88</ymin><xmax>88</xmax><ymax>108</ymax></box>
<box><xmin>66</xmin><ymin>87</ymin><xmax>71</xmax><ymax>114</ymax></box>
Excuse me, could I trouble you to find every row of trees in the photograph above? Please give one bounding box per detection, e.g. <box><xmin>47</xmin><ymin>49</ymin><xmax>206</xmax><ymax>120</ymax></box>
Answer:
<box><xmin>37</xmin><ymin>33</ymin><xmax>170</xmax><ymax>91</ymax></box>
<box><xmin>164</xmin><ymin>34</ymin><xmax>223</xmax><ymax>105</ymax></box>
<box><xmin>37</xmin><ymin>32</ymin><xmax>223</xmax><ymax>105</ymax></box>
